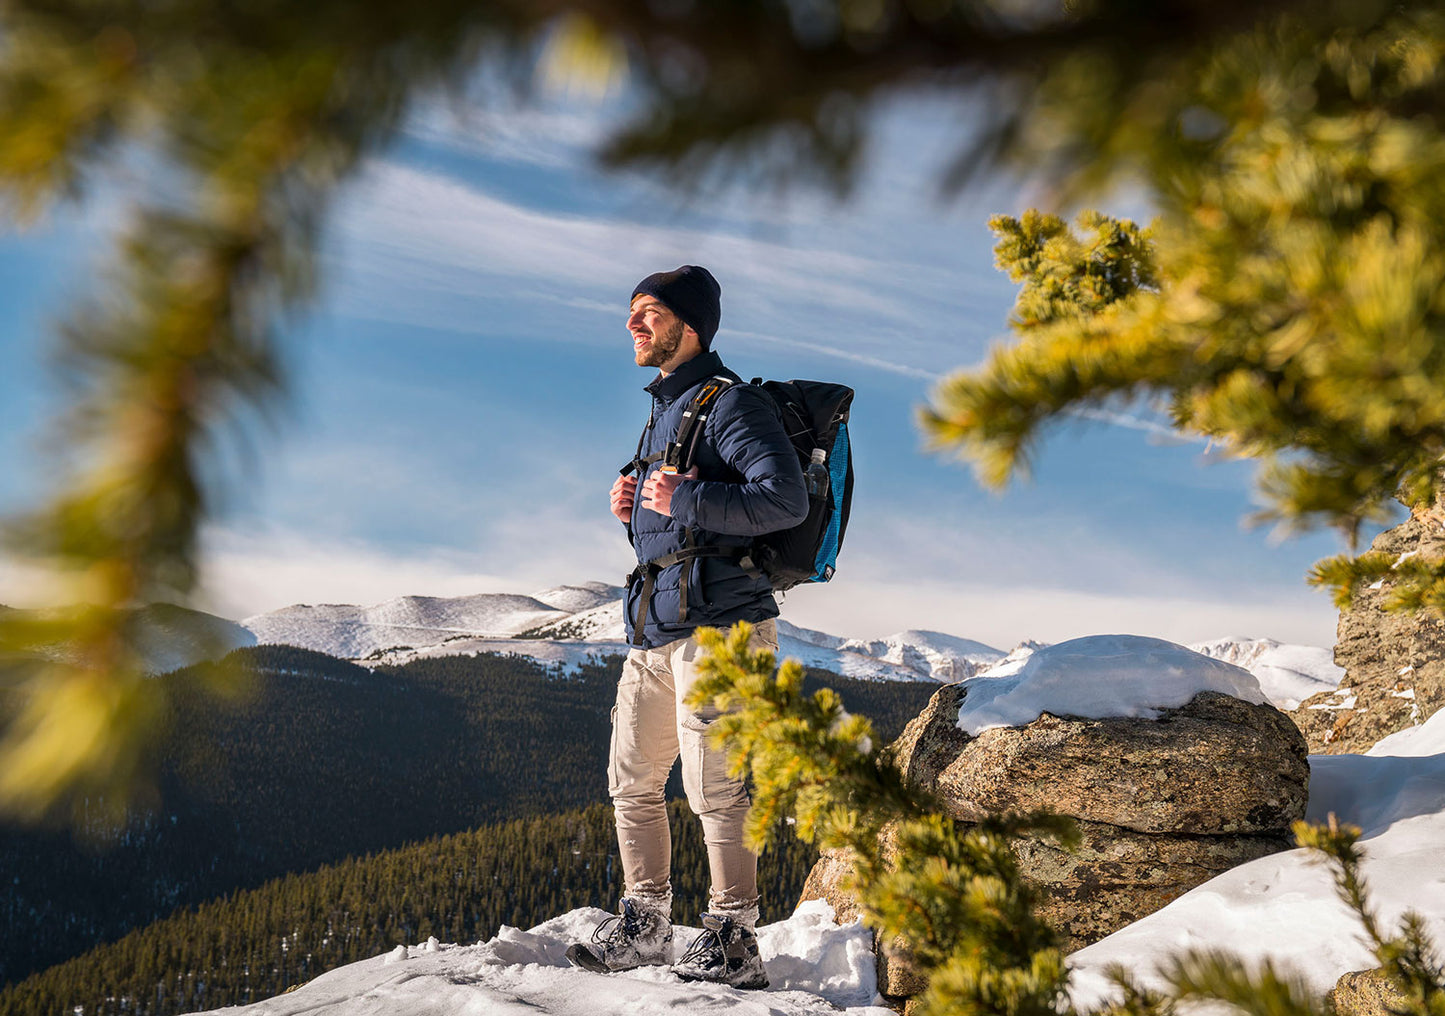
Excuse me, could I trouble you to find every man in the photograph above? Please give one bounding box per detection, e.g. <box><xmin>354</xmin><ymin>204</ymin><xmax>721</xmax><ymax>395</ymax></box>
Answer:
<box><xmin>567</xmin><ymin>266</ymin><xmax>808</xmax><ymax>988</ymax></box>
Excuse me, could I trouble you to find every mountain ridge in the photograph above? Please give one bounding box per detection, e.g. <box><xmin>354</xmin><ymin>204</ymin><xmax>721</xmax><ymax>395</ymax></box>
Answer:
<box><xmin>237</xmin><ymin>582</ymin><xmax>1345</xmax><ymax>699</ymax></box>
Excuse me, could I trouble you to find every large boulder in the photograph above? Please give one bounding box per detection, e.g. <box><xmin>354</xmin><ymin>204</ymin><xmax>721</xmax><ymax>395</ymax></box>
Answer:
<box><xmin>1293</xmin><ymin>498</ymin><xmax>1445</xmax><ymax>754</ymax></box>
<box><xmin>798</xmin><ymin>636</ymin><xmax>1311</xmax><ymax>1000</ymax></box>
<box><xmin>1328</xmin><ymin>968</ymin><xmax>1408</xmax><ymax>1016</ymax></box>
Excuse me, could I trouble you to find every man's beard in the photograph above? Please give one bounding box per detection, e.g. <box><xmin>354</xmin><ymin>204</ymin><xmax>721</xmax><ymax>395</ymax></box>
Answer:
<box><xmin>636</xmin><ymin>318</ymin><xmax>684</xmax><ymax>368</ymax></box>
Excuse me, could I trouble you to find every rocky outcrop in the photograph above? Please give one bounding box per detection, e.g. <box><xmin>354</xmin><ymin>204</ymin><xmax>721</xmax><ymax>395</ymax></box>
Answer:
<box><xmin>1328</xmin><ymin>968</ymin><xmax>1407</xmax><ymax>1016</ymax></box>
<box><xmin>799</xmin><ymin>682</ymin><xmax>1310</xmax><ymax>999</ymax></box>
<box><xmin>1294</xmin><ymin>499</ymin><xmax>1445</xmax><ymax>754</ymax></box>
<box><xmin>894</xmin><ymin>687</ymin><xmax>1306</xmax><ymax>836</ymax></box>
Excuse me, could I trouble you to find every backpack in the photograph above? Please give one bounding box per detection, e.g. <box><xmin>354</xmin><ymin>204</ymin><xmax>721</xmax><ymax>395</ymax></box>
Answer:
<box><xmin>664</xmin><ymin>376</ymin><xmax>854</xmax><ymax>592</ymax></box>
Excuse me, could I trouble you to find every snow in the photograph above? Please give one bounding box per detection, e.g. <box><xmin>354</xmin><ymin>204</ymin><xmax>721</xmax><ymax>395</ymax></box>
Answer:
<box><xmin>956</xmin><ymin>634</ymin><xmax>1268</xmax><ymax>735</ymax></box>
<box><xmin>512</xmin><ymin>598</ymin><xmax>628</xmax><ymax>643</ymax></box>
<box><xmin>184</xmin><ymin>901</ymin><xmax>892</xmax><ymax>1016</ymax></box>
<box><xmin>1186</xmin><ymin>637</ymin><xmax>1344</xmax><ymax>710</ymax></box>
<box><xmin>1368</xmin><ymin>714</ymin><xmax>1443</xmax><ymax>757</ymax></box>
<box><xmin>1308</xmin><ymin>690</ymin><xmax>1358</xmax><ymax>712</ymax></box>
<box><xmin>1068</xmin><ymin>705</ymin><xmax>1445</xmax><ymax>1010</ymax></box>
<box><xmin>529</xmin><ymin>582</ymin><xmax>625</xmax><ymax>615</ymax></box>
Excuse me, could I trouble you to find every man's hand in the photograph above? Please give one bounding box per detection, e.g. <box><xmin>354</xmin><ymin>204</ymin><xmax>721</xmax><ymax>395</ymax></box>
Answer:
<box><xmin>640</xmin><ymin>466</ymin><xmax>699</xmax><ymax>518</ymax></box>
<box><xmin>610</xmin><ymin>474</ymin><xmax>638</xmax><ymax>524</ymax></box>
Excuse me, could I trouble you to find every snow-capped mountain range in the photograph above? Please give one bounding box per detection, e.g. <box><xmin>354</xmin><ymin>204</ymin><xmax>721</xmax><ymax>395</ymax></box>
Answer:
<box><xmin>238</xmin><ymin>581</ymin><xmax>1345</xmax><ymax>708</ymax></box>
<box><xmin>240</xmin><ymin>581</ymin><xmax>1007</xmax><ymax>683</ymax></box>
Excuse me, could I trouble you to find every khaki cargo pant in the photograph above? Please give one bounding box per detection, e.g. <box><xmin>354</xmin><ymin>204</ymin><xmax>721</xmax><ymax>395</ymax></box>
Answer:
<box><xmin>608</xmin><ymin>619</ymin><xmax>775</xmax><ymax>929</ymax></box>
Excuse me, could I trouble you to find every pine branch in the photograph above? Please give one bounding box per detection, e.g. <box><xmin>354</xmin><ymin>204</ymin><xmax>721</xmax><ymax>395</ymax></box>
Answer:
<box><xmin>688</xmin><ymin>623</ymin><xmax>1074</xmax><ymax>1016</ymax></box>
<box><xmin>922</xmin><ymin>12</ymin><xmax>1445</xmax><ymax>608</ymax></box>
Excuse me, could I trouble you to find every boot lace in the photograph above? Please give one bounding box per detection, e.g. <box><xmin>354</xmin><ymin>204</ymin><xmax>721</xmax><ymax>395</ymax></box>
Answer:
<box><xmin>679</xmin><ymin>917</ymin><xmax>729</xmax><ymax>967</ymax></box>
<box><xmin>593</xmin><ymin>899</ymin><xmax>650</xmax><ymax>950</ymax></box>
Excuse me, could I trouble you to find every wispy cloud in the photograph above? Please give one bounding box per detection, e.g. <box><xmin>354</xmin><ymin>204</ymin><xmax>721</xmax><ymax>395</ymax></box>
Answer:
<box><xmin>1066</xmin><ymin>405</ymin><xmax>1198</xmax><ymax>443</ymax></box>
<box><xmin>328</xmin><ymin>160</ymin><xmax>997</xmax><ymax>380</ymax></box>
<box><xmin>328</xmin><ymin>160</ymin><xmax>1207</xmax><ymax>450</ymax></box>
<box><xmin>340</xmin><ymin>162</ymin><xmax>942</xmax><ymax>315</ymax></box>
<box><xmin>404</xmin><ymin>101</ymin><xmax>610</xmax><ymax>170</ymax></box>
<box><xmin>726</xmin><ymin>328</ymin><xmax>943</xmax><ymax>381</ymax></box>
<box><xmin>729</xmin><ymin>323</ymin><xmax>1207</xmax><ymax>444</ymax></box>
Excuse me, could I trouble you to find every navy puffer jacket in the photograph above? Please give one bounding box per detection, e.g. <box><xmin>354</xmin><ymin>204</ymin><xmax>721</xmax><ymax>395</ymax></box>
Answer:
<box><xmin>623</xmin><ymin>350</ymin><xmax>809</xmax><ymax>648</ymax></box>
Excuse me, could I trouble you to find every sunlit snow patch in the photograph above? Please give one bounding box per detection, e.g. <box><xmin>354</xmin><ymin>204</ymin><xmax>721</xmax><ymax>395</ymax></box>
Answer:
<box><xmin>183</xmin><ymin>902</ymin><xmax>891</xmax><ymax>1015</ymax></box>
<box><xmin>957</xmin><ymin>634</ymin><xmax>1267</xmax><ymax>735</ymax></box>
<box><xmin>758</xmin><ymin>899</ymin><xmax>879</xmax><ymax>1007</ymax></box>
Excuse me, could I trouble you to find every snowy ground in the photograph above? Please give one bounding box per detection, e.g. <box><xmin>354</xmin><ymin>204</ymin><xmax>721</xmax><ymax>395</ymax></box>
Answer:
<box><xmin>185</xmin><ymin>901</ymin><xmax>891</xmax><ymax>1016</ymax></box>
<box><xmin>186</xmin><ymin>634</ymin><xmax>1422</xmax><ymax>1016</ymax></box>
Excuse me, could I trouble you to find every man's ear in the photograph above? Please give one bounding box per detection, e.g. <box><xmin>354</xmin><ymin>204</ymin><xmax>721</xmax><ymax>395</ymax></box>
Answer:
<box><xmin>678</xmin><ymin>325</ymin><xmax>704</xmax><ymax>356</ymax></box>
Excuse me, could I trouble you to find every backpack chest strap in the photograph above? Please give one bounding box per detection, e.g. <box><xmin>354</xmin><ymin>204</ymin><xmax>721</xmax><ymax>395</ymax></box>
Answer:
<box><xmin>627</xmin><ymin>542</ymin><xmax>750</xmax><ymax>646</ymax></box>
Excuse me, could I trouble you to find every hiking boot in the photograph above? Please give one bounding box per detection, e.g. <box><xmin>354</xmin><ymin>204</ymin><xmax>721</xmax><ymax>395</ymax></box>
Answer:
<box><xmin>672</xmin><ymin>913</ymin><xmax>769</xmax><ymax>989</ymax></box>
<box><xmin>566</xmin><ymin>898</ymin><xmax>673</xmax><ymax>973</ymax></box>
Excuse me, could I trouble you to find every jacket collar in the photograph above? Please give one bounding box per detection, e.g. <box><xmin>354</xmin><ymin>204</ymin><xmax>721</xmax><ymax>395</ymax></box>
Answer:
<box><xmin>645</xmin><ymin>349</ymin><xmax>725</xmax><ymax>403</ymax></box>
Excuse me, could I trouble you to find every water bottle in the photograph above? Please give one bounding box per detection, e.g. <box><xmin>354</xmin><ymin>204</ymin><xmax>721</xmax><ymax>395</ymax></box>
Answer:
<box><xmin>804</xmin><ymin>447</ymin><xmax>830</xmax><ymax>498</ymax></box>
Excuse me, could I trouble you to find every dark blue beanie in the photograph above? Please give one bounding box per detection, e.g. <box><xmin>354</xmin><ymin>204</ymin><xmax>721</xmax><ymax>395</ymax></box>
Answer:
<box><xmin>632</xmin><ymin>265</ymin><xmax>722</xmax><ymax>349</ymax></box>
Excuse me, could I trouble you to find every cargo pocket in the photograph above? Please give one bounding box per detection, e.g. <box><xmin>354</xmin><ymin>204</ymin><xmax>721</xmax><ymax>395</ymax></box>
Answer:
<box><xmin>680</xmin><ymin>712</ymin><xmax>744</xmax><ymax>814</ymax></box>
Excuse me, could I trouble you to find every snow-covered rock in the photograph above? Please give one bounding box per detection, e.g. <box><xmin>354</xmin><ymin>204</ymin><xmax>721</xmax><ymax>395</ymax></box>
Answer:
<box><xmin>808</xmin><ymin>634</ymin><xmax>1308</xmax><ymax>995</ymax></box>
<box><xmin>958</xmin><ymin>634</ymin><xmax>1267</xmax><ymax>735</ymax></box>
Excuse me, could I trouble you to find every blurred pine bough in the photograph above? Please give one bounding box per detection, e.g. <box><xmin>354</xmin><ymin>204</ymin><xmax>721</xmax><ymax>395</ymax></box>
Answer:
<box><xmin>3</xmin><ymin>0</ymin><xmax>1443</xmax><ymax>820</ymax></box>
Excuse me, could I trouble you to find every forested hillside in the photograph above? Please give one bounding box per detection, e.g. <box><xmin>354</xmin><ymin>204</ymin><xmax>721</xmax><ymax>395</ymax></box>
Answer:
<box><xmin>2</xmin><ymin>644</ymin><xmax>936</xmax><ymax>986</ymax></box>
<box><xmin>0</xmin><ymin>800</ymin><xmax>822</xmax><ymax>1016</ymax></box>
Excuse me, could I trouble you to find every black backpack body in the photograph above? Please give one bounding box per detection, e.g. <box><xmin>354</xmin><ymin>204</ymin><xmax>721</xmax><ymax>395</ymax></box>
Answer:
<box><xmin>664</xmin><ymin>376</ymin><xmax>854</xmax><ymax>592</ymax></box>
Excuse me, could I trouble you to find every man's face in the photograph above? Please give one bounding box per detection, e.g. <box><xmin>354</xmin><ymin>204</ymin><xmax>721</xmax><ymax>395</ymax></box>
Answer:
<box><xmin>628</xmin><ymin>295</ymin><xmax>689</xmax><ymax>369</ymax></box>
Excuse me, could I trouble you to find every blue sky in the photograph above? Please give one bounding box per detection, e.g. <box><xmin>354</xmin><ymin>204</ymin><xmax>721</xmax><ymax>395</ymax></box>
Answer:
<box><xmin>0</xmin><ymin>91</ymin><xmax>1359</xmax><ymax>649</ymax></box>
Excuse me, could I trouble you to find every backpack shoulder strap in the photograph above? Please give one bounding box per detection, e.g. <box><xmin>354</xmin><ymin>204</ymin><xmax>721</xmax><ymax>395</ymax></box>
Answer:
<box><xmin>667</xmin><ymin>375</ymin><xmax>735</xmax><ymax>472</ymax></box>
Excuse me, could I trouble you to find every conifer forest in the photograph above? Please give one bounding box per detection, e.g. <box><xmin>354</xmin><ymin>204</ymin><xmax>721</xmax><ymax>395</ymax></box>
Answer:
<box><xmin>0</xmin><ymin>645</ymin><xmax>938</xmax><ymax>1013</ymax></box>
